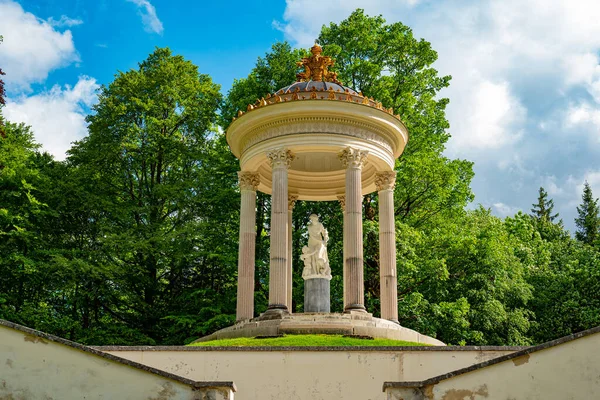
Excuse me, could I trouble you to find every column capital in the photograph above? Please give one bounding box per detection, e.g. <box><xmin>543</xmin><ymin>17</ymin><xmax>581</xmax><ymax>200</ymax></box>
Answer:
<box><xmin>267</xmin><ymin>148</ymin><xmax>295</xmax><ymax>169</ymax></box>
<box><xmin>338</xmin><ymin>147</ymin><xmax>368</xmax><ymax>169</ymax></box>
<box><xmin>238</xmin><ymin>171</ymin><xmax>260</xmax><ymax>191</ymax></box>
<box><xmin>288</xmin><ymin>194</ymin><xmax>299</xmax><ymax>211</ymax></box>
<box><xmin>375</xmin><ymin>171</ymin><xmax>396</xmax><ymax>191</ymax></box>
<box><xmin>337</xmin><ymin>195</ymin><xmax>346</xmax><ymax>212</ymax></box>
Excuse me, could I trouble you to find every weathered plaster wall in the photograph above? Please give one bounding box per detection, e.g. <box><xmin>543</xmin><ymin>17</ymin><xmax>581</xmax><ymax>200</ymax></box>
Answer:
<box><xmin>101</xmin><ymin>347</ymin><xmax>518</xmax><ymax>400</ymax></box>
<box><xmin>0</xmin><ymin>322</ymin><xmax>234</xmax><ymax>400</ymax></box>
<box><xmin>385</xmin><ymin>329</ymin><xmax>600</xmax><ymax>400</ymax></box>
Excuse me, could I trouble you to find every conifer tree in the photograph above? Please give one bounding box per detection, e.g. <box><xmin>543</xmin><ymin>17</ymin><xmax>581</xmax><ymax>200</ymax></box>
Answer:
<box><xmin>575</xmin><ymin>182</ymin><xmax>600</xmax><ymax>246</ymax></box>
<box><xmin>531</xmin><ymin>187</ymin><xmax>560</xmax><ymax>222</ymax></box>
<box><xmin>0</xmin><ymin>36</ymin><xmax>6</xmax><ymax>139</ymax></box>
<box><xmin>0</xmin><ymin>36</ymin><xmax>5</xmax><ymax>108</ymax></box>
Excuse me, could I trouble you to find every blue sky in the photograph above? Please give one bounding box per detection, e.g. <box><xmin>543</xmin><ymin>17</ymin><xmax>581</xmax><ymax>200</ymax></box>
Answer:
<box><xmin>1</xmin><ymin>0</ymin><xmax>600</xmax><ymax>233</ymax></box>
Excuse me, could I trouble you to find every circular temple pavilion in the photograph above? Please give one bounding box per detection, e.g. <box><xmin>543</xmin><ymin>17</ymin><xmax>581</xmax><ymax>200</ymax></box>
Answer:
<box><xmin>197</xmin><ymin>44</ymin><xmax>443</xmax><ymax>345</ymax></box>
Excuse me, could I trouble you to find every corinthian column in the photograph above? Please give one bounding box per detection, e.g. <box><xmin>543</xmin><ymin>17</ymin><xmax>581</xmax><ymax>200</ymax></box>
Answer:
<box><xmin>287</xmin><ymin>195</ymin><xmax>298</xmax><ymax>312</ymax></box>
<box><xmin>376</xmin><ymin>171</ymin><xmax>398</xmax><ymax>323</ymax></box>
<box><xmin>236</xmin><ymin>171</ymin><xmax>260</xmax><ymax>321</ymax></box>
<box><xmin>338</xmin><ymin>147</ymin><xmax>368</xmax><ymax>312</ymax></box>
<box><xmin>266</xmin><ymin>148</ymin><xmax>294</xmax><ymax>313</ymax></box>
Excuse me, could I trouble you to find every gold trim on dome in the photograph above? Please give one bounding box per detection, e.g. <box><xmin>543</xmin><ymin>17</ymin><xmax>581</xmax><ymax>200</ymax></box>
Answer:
<box><xmin>296</xmin><ymin>43</ymin><xmax>341</xmax><ymax>84</ymax></box>
<box><xmin>233</xmin><ymin>89</ymin><xmax>403</xmax><ymax>123</ymax></box>
<box><xmin>230</xmin><ymin>44</ymin><xmax>404</xmax><ymax>125</ymax></box>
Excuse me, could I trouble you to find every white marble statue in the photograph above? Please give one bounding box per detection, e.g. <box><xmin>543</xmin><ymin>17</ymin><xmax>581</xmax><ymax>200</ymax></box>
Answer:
<box><xmin>301</xmin><ymin>214</ymin><xmax>332</xmax><ymax>280</ymax></box>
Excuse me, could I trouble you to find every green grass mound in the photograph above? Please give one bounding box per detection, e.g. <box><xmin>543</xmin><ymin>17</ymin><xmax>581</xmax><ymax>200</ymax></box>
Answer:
<box><xmin>189</xmin><ymin>334</ymin><xmax>428</xmax><ymax>347</ymax></box>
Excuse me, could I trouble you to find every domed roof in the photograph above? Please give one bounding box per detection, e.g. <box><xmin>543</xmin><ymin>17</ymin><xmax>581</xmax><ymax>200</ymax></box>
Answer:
<box><xmin>276</xmin><ymin>81</ymin><xmax>359</xmax><ymax>96</ymax></box>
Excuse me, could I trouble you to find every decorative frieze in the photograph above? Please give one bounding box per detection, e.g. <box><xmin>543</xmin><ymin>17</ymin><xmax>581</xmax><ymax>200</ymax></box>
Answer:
<box><xmin>267</xmin><ymin>148</ymin><xmax>295</xmax><ymax>169</ymax></box>
<box><xmin>239</xmin><ymin>118</ymin><xmax>394</xmax><ymax>155</ymax></box>
<box><xmin>375</xmin><ymin>171</ymin><xmax>396</xmax><ymax>191</ymax></box>
<box><xmin>338</xmin><ymin>147</ymin><xmax>368</xmax><ymax>169</ymax></box>
<box><xmin>238</xmin><ymin>171</ymin><xmax>260</xmax><ymax>191</ymax></box>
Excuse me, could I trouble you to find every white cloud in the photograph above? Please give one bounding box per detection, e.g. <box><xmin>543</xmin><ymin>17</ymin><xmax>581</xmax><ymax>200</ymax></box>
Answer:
<box><xmin>541</xmin><ymin>175</ymin><xmax>564</xmax><ymax>197</ymax></box>
<box><xmin>47</xmin><ymin>15</ymin><xmax>83</xmax><ymax>28</ymax></box>
<box><xmin>492</xmin><ymin>202</ymin><xmax>521</xmax><ymax>217</ymax></box>
<box><xmin>3</xmin><ymin>77</ymin><xmax>99</xmax><ymax>160</ymax></box>
<box><xmin>448</xmin><ymin>78</ymin><xmax>525</xmax><ymax>152</ymax></box>
<box><xmin>565</xmin><ymin>103</ymin><xmax>600</xmax><ymax>141</ymax></box>
<box><xmin>0</xmin><ymin>0</ymin><xmax>79</xmax><ymax>91</ymax></box>
<box><xmin>127</xmin><ymin>0</ymin><xmax>164</xmax><ymax>35</ymax></box>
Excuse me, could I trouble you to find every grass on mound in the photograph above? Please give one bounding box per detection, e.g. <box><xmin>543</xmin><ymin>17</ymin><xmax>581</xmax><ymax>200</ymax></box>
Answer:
<box><xmin>189</xmin><ymin>334</ymin><xmax>428</xmax><ymax>347</ymax></box>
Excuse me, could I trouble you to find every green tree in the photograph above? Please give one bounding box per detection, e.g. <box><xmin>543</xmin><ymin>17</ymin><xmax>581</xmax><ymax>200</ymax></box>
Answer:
<box><xmin>575</xmin><ymin>182</ymin><xmax>600</xmax><ymax>246</ymax></box>
<box><xmin>395</xmin><ymin>209</ymin><xmax>534</xmax><ymax>345</ymax></box>
<box><xmin>67</xmin><ymin>47</ymin><xmax>234</xmax><ymax>344</ymax></box>
<box><xmin>531</xmin><ymin>187</ymin><xmax>559</xmax><ymax>223</ymax></box>
<box><xmin>0</xmin><ymin>121</ymin><xmax>48</xmax><ymax>327</ymax></box>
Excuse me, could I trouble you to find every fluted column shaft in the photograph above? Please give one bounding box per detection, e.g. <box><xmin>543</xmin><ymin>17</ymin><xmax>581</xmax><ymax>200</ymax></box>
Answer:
<box><xmin>267</xmin><ymin>149</ymin><xmax>294</xmax><ymax>311</ymax></box>
<box><xmin>376</xmin><ymin>171</ymin><xmax>398</xmax><ymax>323</ymax></box>
<box><xmin>339</xmin><ymin>147</ymin><xmax>368</xmax><ymax>312</ymax></box>
<box><xmin>287</xmin><ymin>195</ymin><xmax>298</xmax><ymax>312</ymax></box>
<box><xmin>337</xmin><ymin>195</ymin><xmax>347</xmax><ymax>308</ymax></box>
<box><xmin>236</xmin><ymin>172</ymin><xmax>260</xmax><ymax>321</ymax></box>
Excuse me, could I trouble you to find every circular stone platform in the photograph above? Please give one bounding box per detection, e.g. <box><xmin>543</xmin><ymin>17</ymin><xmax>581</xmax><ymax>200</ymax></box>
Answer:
<box><xmin>193</xmin><ymin>313</ymin><xmax>445</xmax><ymax>346</ymax></box>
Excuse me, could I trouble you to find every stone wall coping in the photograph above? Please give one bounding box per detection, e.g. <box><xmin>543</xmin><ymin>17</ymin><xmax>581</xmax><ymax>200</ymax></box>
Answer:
<box><xmin>94</xmin><ymin>345</ymin><xmax>528</xmax><ymax>352</ymax></box>
<box><xmin>0</xmin><ymin>319</ymin><xmax>236</xmax><ymax>392</ymax></box>
<box><xmin>382</xmin><ymin>325</ymin><xmax>600</xmax><ymax>391</ymax></box>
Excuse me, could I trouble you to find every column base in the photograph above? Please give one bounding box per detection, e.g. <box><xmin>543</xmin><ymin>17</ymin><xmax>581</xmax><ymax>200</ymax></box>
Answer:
<box><xmin>259</xmin><ymin>306</ymin><xmax>290</xmax><ymax>321</ymax></box>
<box><xmin>344</xmin><ymin>304</ymin><xmax>367</xmax><ymax>313</ymax></box>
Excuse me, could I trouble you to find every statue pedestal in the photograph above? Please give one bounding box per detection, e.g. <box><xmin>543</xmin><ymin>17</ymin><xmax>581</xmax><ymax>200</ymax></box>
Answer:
<box><xmin>304</xmin><ymin>277</ymin><xmax>331</xmax><ymax>313</ymax></box>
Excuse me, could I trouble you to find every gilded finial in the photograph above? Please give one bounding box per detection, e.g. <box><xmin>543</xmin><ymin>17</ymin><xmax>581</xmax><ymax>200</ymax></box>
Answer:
<box><xmin>296</xmin><ymin>42</ymin><xmax>342</xmax><ymax>84</ymax></box>
<box><xmin>237</xmin><ymin>110</ymin><xmax>244</xmax><ymax>117</ymax></box>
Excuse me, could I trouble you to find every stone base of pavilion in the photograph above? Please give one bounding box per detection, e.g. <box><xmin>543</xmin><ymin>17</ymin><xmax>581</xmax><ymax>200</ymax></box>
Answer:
<box><xmin>193</xmin><ymin>312</ymin><xmax>445</xmax><ymax>346</ymax></box>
